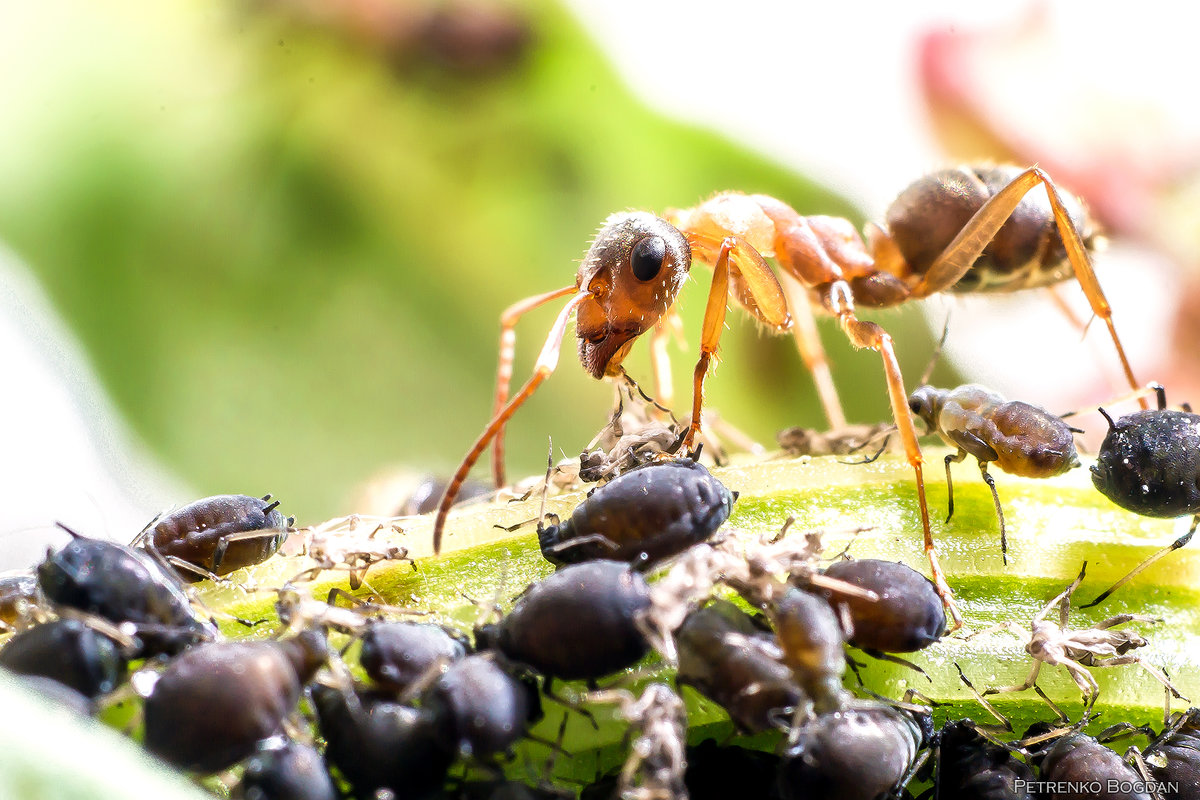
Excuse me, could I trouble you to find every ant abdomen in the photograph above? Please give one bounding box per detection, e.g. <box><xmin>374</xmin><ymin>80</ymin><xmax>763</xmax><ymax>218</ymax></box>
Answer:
<box><xmin>885</xmin><ymin>165</ymin><xmax>1096</xmax><ymax>294</ymax></box>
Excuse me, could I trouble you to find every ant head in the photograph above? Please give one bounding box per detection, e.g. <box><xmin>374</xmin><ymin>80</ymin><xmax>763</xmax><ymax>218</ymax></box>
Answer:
<box><xmin>575</xmin><ymin>212</ymin><xmax>690</xmax><ymax>378</ymax></box>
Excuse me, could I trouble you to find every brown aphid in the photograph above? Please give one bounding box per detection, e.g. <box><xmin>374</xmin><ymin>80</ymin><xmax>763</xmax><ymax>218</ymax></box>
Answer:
<box><xmin>768</xmin><ymin>587</ymin><xmax>847</xmax><ymax>715</ymax></box>
<box><xmin>676</xmin><ymin>600</ymin><xmax>801</xmax><ymax>734</ymax></box>
<box><xmin>909</xmin><ymin>383</ymin><xmax>1080</xmax><ymax>563</ymax></box>
<box><xmin>436</xmin><ymin>166</ymin><xmax>1141</xmax><ymax>632</ymax></box>
<box><xmin>141</xmin><ymin>494</ymin><xmax>291</xmax><ymax>582</ymax></box>
<box><xmin>821</xmin><ymin>558</ymin><xmax>946</xmax><ymax>653</ymax></box>
<box><xmin>143</xmin><ymin>631</ymin><xmax>328</xmax><ymax>773</ymax></box>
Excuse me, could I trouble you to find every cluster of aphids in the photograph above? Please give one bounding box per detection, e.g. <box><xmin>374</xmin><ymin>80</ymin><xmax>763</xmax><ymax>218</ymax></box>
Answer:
<box><xmin>410</xmin><ymin>161</ymin><xmax>1200</xmax><ymax>798</ymax></box>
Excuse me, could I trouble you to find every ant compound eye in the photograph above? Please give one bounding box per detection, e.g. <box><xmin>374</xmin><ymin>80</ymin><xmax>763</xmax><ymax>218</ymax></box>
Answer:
<box><xmin>909</xmin><ymin>399</ymin><xmax>922</xmax><ymax>414</ymax></box>
<box><xmin>630</xmin><ymin>236</ymin><xmax>667</xmax><ymax>282</ymax></box>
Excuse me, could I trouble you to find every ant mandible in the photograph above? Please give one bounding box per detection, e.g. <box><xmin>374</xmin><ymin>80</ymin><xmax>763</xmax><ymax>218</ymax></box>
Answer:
<box><xmin>434</xmin><ymin>165</ymin><xmax>1142</xmax><ymax>627</ymax></box>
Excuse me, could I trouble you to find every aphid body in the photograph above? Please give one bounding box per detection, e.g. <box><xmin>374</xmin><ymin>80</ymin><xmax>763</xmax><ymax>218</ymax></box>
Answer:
<box><xmin>821</xmin><ymin>558</ymin><xmax>946</xmax><ymax>653</ymax></box>
<box><xmin>538</xmin><ymin>458</ymin><xmax>734</xmax><ymax>567</ymax></box>
<box><xmin>933</xmin><ymin>719</ymin><xmax>1035</xmax><ymax>800</ymax></box>
<box><xmin>143</xmin><ymin>631</ymin><xmax>327</xmax><ymax>773</ymax></box>
<box><xmin>476</xmin><ymin>560</ymin><xmax>652</xmax><ymax>681</ymax></box>
<box><xmin>147</xmin><ymin>493</ymin><xmax>289</xmax><ymax>580</ymax></box>
<box><xmin>777</xmin><ymin>705</ymin><xmax>928</xmax><ymax>800</ymax></box>
<box><xmin>675</xmin><ymin>600</ymin><xmax>801</xmax><ymax>734</ymax></box>
<box><xmin>909</xmin><ymin>383</ymin><xmax>1079</xmax><ymax>560</ymax></box>
<box><xmin>0</xmin><ymin>618</ymin><xmax>127</xmax><ymax>698</ymax></box>
<box><xmin>37</xmin><ymin>532</ymin><xmax>216</xmax><ymax>656</ymax></box>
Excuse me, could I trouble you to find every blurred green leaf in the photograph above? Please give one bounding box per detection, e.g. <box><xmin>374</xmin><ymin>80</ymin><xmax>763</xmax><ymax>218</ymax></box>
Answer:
<box><xmin>0</xmin><ymin>0</ymin><xmax>942</xmax><ymax>522</ymax></box>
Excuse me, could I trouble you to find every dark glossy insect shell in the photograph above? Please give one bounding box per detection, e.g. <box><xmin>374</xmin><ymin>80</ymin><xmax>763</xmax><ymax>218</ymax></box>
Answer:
<box><xmin>1092</xmin><ymin>408</ymin><xmax>1200</xmax><ymax>518</ymax></box>
<box><xmin>1030</xmin><ymin>731</ymin><xmax>1151</xmax><ymax>800</ymax></box>
<box><xmin>676</xmin><ymin>600</ymin><xmax>800</xmax><ymax>734</ymax></box>
<box><xmin>476</xmin><ymin>560</ymin><xmax>651</xmax><ymax>681</ymax></box>
<box><xmin>934</xmin><ymin>719</ymin><xmax>1035</xmax><ymax>800</ymax></box>
<box><xmin>311</xmin><ymin>683</ymin><xmax>454</xmax><ymax>799</ymax></box>
<box><xmin>422</xmin><ymin>654</ymin><xmax>539</xmax><ymax>757</ymax></box>
<box><xmin>359</xmin><ymin>621</ymin><xmax>470</xmax><ymax>694</ymax></box>
<box><xmin>143</xmin><ymin>631</ymin><xmax>327</xmax><ymax>773</ymax></box>
<box><xmin>149</xmin><ymin>494</ymin><xmax>288</xmax><ymax>580</ymax></box>
<box><xmin>778</xmin><ymin>706</ymin><xmax>927</xmax><ymax>800</ymax></box>
<box><xmin>685</xmin><ymin>740</ymin><xmax>781</xmax><ymax>800</ymax></box>
<box><xmin>37</xmin><ymin>535</ymin><xmax>216</xmax><ymax>656</ymax></box>
<box><xmin>0</xmin><ymin>618</ymin><xmax>127</xmax><ymax>698</ymax></box>
<box><xmin>237</xmin><ymin>741</ymin><xmax>338</xmax><ymax>800</ymax></box>
<box><xmin>769</xmin><ymin>587</ymin><xmax>846</xmax><ymax>714</ymax></box>
<box><xmin>538</xmin><ymin>458</ymin><xmax>734</xmax><ymax>567</ymax></box>
<box><xmin>1143</xmin><ymin>709</ymin><xmax>1200</xmax><ymax>795</ymax></box>
<box><xmin>821</xmin><ymin>559</ymin><xmax>946</xmax><ymax>653</ymax></box>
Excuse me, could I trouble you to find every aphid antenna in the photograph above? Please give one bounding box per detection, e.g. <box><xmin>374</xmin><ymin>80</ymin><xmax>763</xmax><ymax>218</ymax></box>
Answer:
<box><xmin>1082</xmin><ymin>519</ymin><xmax>1198</xmax><ymax>608</ymax></box>
<box><xmin>916</xmin><ymin>311</ymin><xmax>953</xmax><ymax>387</ymax></box>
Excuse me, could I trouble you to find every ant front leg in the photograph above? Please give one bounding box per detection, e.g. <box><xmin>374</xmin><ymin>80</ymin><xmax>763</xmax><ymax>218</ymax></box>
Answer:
<box><xmin>491</xmin><ymin>285</ymin><xmax>578</xmax><ymax>489</ymax></box>
<box><xmin>679</xmin><ymin>235</ymin><xmax>791</xmax><ymax>453</ymax></box>
<box><xmin>434</xmin><ymin>291</ymin><xmax>590</xmax><ymax>554</ymax></box>
<box><xmin>913</xmin><ymin>167</ymin><xmax>1143</xmax><ymax>407</ymax></box>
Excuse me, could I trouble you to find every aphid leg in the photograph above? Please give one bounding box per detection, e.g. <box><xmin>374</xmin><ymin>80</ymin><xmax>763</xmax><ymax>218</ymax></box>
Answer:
<box><xmin>943</xmin><ymin>449</ymin><xmax>967</xmax><ymax>523</ymax></box>
<box><xmin>434</xmin><ymin>291</ymin><xmax>589</xmax><ymax>554</ymax></box>
<box><xmin>490</xmin><ymin>284</ymin><xmax>578</xmax><ymax>489</ymax></box>
<box><xmin>1082</xmin><ymin>517</ymin><xmax>1198</xmax><ymax>608</ymax></box>
<box><xmin>977</xmin><ymin>463</ymin><xmax>1008</xmax><ymax>564</ymax></box>
<box><xmin>163</xmin><ymin>555</ymin><xmax>225</xmax><ymax>585</ymax></box>
<box><xmin>213</xmin><ymin>529</ymin><xmax>282</xmax><ymax>573</ymax></box>
<box><xmin>954</xmin><ymin>662</ymin><xmax>1012</xmax><ymax>731</ymax></box>
<box><xmin>862</xmin><ymin>648</ymin><xmax>933</xmax><ymax>684</ymax></box>
<box><xmin>1090</xmin><ymin>654</ymin><xmax>1187</xmax><ymax>702</ymax></box>
<box><xmin>834</xmin><ymin>293</ymin><xmax>961</xmax><ymax>630</ymax></box>
<box><xmin>777</xmin><ymin>271</ymin><xmax>847</xmax><ymax>429</ymax></box>
<box><xmin>913</xmin><ymin>167</ymin><xmax>1143</xmax><ymax>405</ymax></box>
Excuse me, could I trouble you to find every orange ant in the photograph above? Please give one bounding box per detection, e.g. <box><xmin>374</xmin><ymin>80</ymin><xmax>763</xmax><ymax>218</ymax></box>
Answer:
<box><xmin>433</xmin><ymin>166</ymin><xmax>1143</xmax><ymax>628</ymax></box>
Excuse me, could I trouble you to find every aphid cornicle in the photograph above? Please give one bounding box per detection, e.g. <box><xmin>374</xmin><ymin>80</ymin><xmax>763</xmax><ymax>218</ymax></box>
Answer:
<box><xmin>37</xmin><ymin>528</ymin><xmax>217</xmax><ymax>657</ymax></box>
<box><xmin>675</xmin><ymin>600</ymin><xmax>801</xmax><ymax>734</ymax></box>
<box><xmin>144</xmin><ymin>493</ymin><xmax>290</xmax><ymax>581</ymax></box>
<box><xmin>475</xmin><ymin>560</ymin><xmax>652</xmax><ymax>681</ymax></box>
<box><xmin>820</xmin><ymin>558</ymin><xmax>946</xmax><ymax>653</ymax></box>
<box><xmin>537</xmin><ymin>458</ymin><xmax>735</xmax><ymax>567</ymax></box>
<box><xmin>1087</xmin><ymin>383</ymin><xmax>1200</xmax><ymax>606</ymax></box>
<box><xmin>437</xmin><ymin>164</ymin><xmax>1143</xmax><ymax>630</ymax></box>
<box><xmin>908</xmin><ymin>383</ymin><xmax>1080</xmax><ymax>562</ymax></box>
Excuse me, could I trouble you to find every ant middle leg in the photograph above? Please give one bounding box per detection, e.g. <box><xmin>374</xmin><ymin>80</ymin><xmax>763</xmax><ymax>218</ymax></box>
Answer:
<box><xmin>943</xmin><ymin>449</ymin><xmax>967</xmax><ymax>523</ymax></box>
